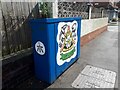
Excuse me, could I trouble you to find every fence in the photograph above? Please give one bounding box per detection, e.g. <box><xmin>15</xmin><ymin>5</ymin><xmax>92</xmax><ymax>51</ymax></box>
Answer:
<box><xmin>91</xmin><ymin>7</ymin><xmax>108</xmax><ymax>19</ymax></box>
<box><xmin>0</xmin><ymin>3</ymin><xmax>2</xmax><ymax>59</ymax></box>
<box><xmin>1</xmin><ymin>2</ymin><xmax>52</xmax><ymax>57</ymax></box>
<box><xmin>58</xmin><ymin>2</ymin><xmax>89</xmax><ymax>19</ymax></box>
<box><xmin>58</xmin><ymin>2</ymin><xmax>108</xmax><ymax>19</ymax></box>
<box><xmin>1</xmin><ymin>2</ymin><xmax>108</xmax><ymax>57</ymax></box>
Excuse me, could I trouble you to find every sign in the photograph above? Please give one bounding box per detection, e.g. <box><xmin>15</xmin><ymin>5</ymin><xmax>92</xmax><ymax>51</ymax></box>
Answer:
<box><xmin>57</xmin><ymin>21</ymin><xmax>78</xmax><ymax>66</ymax></box>
<box><xmin>35</xmin><ymin>41</ymin><xmax>45</xmax><ymax>55</ymax></box>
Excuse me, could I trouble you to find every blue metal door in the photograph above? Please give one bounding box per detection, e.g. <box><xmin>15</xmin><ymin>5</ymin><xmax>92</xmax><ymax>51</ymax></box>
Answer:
<box><xmin>55</xmin><ymin>19</ymin><xmax>81</xmax><ymax>77</ymax></box>
<box><xmin>30</xmin><ymin>17</ymin><xmax>81</xmax><ymax>84</ymax></box>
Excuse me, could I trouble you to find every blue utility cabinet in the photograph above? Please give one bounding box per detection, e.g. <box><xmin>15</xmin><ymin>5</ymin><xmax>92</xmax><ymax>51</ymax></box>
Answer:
<box><xmin>29</xmin><ymin>17</ymin><xmax>81</xmax><ymax>84</ymax></box>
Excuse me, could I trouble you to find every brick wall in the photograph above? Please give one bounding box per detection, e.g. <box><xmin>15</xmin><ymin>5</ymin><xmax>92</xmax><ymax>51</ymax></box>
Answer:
<box><xmin>81</xmin><ymin>25</ymin><xmax>107</xmax><ymax>46</ymax></box>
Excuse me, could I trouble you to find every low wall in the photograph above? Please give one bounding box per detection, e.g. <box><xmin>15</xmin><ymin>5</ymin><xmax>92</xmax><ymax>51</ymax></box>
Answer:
<box><xmin>2</xmin><ymin>17</ymin><xmax>108</xmax><ymax>89</ymax></box>
<box><xmin>2</xmin><ymin>48</ymin><xmax>34</xmax><ymax>89</ymax></box>
<box><xmin>81</xmin><ymin>18</ymin><xmax>108</xmax><ymax>46</ymax></box>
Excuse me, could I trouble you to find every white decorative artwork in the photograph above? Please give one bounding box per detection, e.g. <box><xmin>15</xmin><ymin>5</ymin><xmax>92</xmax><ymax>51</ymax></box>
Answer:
<box><xmin>57</xmin><ymin>21</ymin><xmax>78</xmax><ymax>66</ymax></box>
<box><xmin>35</xmin><ymin>41</ymin><xmax>45</xmax><ymax>55</ymax></box>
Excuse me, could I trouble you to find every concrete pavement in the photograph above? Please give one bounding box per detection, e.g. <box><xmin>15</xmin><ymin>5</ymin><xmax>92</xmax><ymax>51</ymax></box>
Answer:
<box><xmin>16</xmin><ymin>25</ymin><xmax>118</xmax><ymax>89</ymax></box>
<box><xmin>48</xmin><ymin>25</ymin><xmax>118</xmax><ymax>88</ymax></box>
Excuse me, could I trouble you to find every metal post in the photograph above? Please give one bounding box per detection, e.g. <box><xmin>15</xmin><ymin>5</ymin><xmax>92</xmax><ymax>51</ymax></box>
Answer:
<box><xmin>102</xmin><ymin>9</ymin><xmax>104</xmax><ymax>18</ymax></box>
<box><xmin>89</xmin><ymin>5</ymin><xmax>92</xmax><ymax>19</ymax></box>
<box><xmin>52</xmin><ymin>0</ymin><xmax>58</xmax><ymax>18</ymax></box>
<box><xmin>87</xmin><ymin>2</ymin><xmax>93</xmax><ymax>19</ymax></box>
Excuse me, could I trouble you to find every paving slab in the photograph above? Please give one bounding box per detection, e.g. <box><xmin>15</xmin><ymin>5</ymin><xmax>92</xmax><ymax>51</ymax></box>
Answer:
<box><xmin>48</xmin><ymin>25</ymin><xmax>118</xmax><ymax>88</ymax></box>
<box><xmin>72</xmin><ymin>65</ymin><xmax>116</xmax><ymax>88</ymax></box>
<box><xmin>17</xmin><ymin>25</ymin><xmax>118</xmax><ymax>89</ymax></box>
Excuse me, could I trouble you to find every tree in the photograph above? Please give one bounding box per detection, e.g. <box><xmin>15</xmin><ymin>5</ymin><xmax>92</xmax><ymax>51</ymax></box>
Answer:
<box><xmin>39</xmin><ymin>2</ymin><xmax>52</xmax><ymax>18</ymax></box>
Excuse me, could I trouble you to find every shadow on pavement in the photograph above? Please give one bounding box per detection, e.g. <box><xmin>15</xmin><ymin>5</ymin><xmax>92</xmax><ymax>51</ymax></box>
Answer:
<box><xmin>16</xmin><ymin>77</ymin><xmax>50</xmax><ymax>89</ymax></box>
